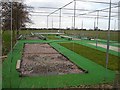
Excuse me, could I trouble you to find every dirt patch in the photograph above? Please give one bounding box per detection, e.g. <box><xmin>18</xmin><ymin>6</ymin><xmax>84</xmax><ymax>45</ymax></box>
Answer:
<box><xmin>25</xmin><ymin>36</ymin><xmax>40</xmax><ymax>40</ymax></box>
<box><xmin>20</xmin><ymin>44</ymin><xmax>83</xmax><ymax>76</ymax></box>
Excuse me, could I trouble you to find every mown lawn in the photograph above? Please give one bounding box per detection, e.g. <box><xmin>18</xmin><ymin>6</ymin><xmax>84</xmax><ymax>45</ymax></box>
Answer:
<box><xmin>59</xmin><ymin>42</ymin><xmax>119</xmax><ymax>71</ymax></box>
<box><xmin>2</xmin><ymin>30</ymin><xmax>120</xmax><ymax>55</ymax></box>
<box><xmin>2</xmin><ymin>31</ymin><xmax>16</xmax><ymax>55</ymax></box>
<box><xmin>19</xmin><ymin>30</ymin><xmax>120</xmax><ymax>42</ymax></box>
<box><xmin>19</xmin><ymin>30</ymin><xmax>60</xmax><ymax>35</ymax></box>
<box><xmin>64</xmin><ymin>30</ymin><xmax>120</xmax><ymax>42</ymax></box>
<box><xmin>46</xmin><ymin>35</ymin><xmax>60</xmax><ymax>40</ymax></box>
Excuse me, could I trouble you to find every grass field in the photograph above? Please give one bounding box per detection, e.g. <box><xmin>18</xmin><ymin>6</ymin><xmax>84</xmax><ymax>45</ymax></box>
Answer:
<box><xmin>18</xmin><ymin>30</ymin><xmax>120</xmax><ymax>42</ymax></box>
<box><xmin>46</xmin><ymin>35</ymin><xmax>60</xmax><ymax>40</ymax></box>
<box><xmin>64</xmin><ymin>30</ymin><xmax>120</xmax><ymax>42</ymax></box>
<box><xmin>19</xmin><ymin>30</ymin><xmax>120</xmax><ymax>42</ymax></box>
<box><xmin>2</xmin><ymin>31</ymin><xmax>12</xmax><ymax>55</ymax></box>
<box><xmin>59</xmin><ymin>42</ymin><xmax>119</xmax><ymax>71</ymax></box>
<box><xmin>2</xmin><ymin>30</ymin><xmax>120</xmax><ymax>55</ymax></box>
<box><xmin>2</xmin><ymin>31</ymin><xmax>17</xmax><ymax>55</ymax></box>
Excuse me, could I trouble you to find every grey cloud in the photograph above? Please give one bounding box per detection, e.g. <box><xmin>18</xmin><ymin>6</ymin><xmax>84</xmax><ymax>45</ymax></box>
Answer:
<box><xmin>28</xmin><ymin>1</ymin><xmax>63</xmax><ymax>8</ymax></box>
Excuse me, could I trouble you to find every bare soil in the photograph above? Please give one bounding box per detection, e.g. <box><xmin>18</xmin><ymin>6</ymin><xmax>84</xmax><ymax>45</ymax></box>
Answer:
<box><xmin>25</xmin><ymin>36</ymin><xmax>40</xmax><ymax>40</ymax></box>
<box><xmin>20</xmin><ymin>44</ymin><xmax>83</xmax><ymax>76</ymax></box>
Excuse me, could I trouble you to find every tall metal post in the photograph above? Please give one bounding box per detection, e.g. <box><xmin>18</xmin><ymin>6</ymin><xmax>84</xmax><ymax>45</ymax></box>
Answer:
<box><xmin>81</xmin><ymin>20</ymin><xmax>83</xmax><ymax>29</ymax></box>
<box><xmin>47</xmin><ymin>16</ymin><xmax>48</xmax><ymax>29</ymax></box>
<box><xmin>114</xmin><ymin>19</ymin><xmax>116</xmax><ymax>31</ymax></box>
<box><xmin>73</xmin><ymin>0</ymin><xmax>76</xmax><ymax>30</ymax></box>
<box><xmin>114</xmin><ymin>19</ymin><xmax>116</xmax><ymax>41</ymax></box>
<box><xmin>10</xmin><ymin>0</ymin><xmax>13</xmax><ymax>88</ymax></box>
<box><xmin>0</xmin><ymin>3</ymin><xmax>2</xmax><ymax>90</ymax></box>
<box><xmin>52</xmin><ymin>18</ymin><xmax>53</xmax><ymax>29</ymax></box>
<box><xmin>58</xmin><ymin>8</ymin><xmax>61</xmax><ymax>33</ymax></box>
<box><xmin>94</xmin><ymin>17</ymin><xmax>96</xmax><ymax>30</ymax></box>
<box><xmin>0</xmin><ymin>3</ymin><xmax>2</xmax><ymax>35</ymax></box>
<box><xmin>119</xmin><ymin>1</ymin><xmax>120</xmax><ymax>31</ymax></box>
<box><xmin>72</xmin><ymin>0</ymin><xmax>76</xmax><ymax>51</ymax></box>
<box><xmin>81</xmin><ymin>20</ymin><xmax>84</xmax><ymax>37</ymax></box>
<box><xmin>96</xmin><ymin>10</ymin><xmax>99</xmax><ymax>48</ymax></box>
<box><xmin>72</xmin><ymin>16</ymin><xmax>73</xmax><ymax>29</ymax></box>
<box><xmin>105</xmin><ymin>0</ymin><xmax>111</xmax><ymax>81</ymax></box>
<box><xmin>10</xmin><ymin>0</ymin><xmax>13</xmax><ymax>62</ymax></box>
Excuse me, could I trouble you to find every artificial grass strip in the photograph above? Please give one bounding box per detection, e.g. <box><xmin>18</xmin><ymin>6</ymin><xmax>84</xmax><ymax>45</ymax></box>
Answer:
<box><xmin>50</xmin><ymin>43</ymin><xmax>115</xmax><ymax>84</ymax></box>
<box><xmin>3</xmin><ymin>40</ymin><xmax>115</xmax><ymax>88</ymax></box>
<box><xmin>59</xmin><ymin>42</ymin><xmax>119</xmax><ymax>71</ymax></box>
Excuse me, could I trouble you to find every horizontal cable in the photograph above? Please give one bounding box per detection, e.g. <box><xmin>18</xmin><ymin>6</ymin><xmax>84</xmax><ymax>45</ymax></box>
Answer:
<box><xmin>75</xmin><ymin>0</ymin><xmax>118</xmax><ymax>5</ymax></box>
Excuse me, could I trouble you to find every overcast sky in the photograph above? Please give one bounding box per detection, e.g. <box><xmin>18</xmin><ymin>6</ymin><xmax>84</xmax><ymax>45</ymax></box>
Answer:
<box><xmin>24</xmin><ymin>0</ymin><xmax>119</xmax><ymax>30</ymax></box>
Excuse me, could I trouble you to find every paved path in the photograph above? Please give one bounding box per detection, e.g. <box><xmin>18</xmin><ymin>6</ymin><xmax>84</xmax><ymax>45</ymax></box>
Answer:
<box><xmin>89</xmin><ymin>43</ymin><xmax>120</xmax><ymax>52</ymax></box>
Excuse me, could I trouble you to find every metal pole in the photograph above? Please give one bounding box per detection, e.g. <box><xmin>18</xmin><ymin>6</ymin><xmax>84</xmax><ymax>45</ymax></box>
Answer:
<box><xmin>81</xmin><ymin>20</ymin><xmax>83</xmax><ymax>29</ymax></box>
<box><xmin>114</xmin><ymin>19</ymin><xmax>116</xmax><ymax>31</ymax></box>
<box><xmin>94</xmin><ymin>17</ymin><xmax>96</xmax><ymax>30</ymax></box>
<box><xmin>114</xmin><ymin>19</ymin><xmax>116</xmax><ymax>41</ymax></box>
<box><xmin>58</xmin><ymin>9</ymin><xmax>61</xmax><ymax>33</ymax></box>
<box><xmin>81</xmin><ymin>20</ymin><xmax>84</xmax><ymax>38</ymax></box>
<box><xmin>47</xmin><ymin>16</ymin><xmax>48</xmax><ymax>29</ymax></box>
<box><xmin>96</xmin><ymin>10</ymin><xmax>99</xmax><ymax>48</ymax></box>
<box><xmin>105</xmin><ymin>0</ymin><xmax>111</xmax><ymax>81</ymax></box>
<box><xmin>72</xmin><ymin>0</ymin><xmax>76</xmax><ymax>51</ymax></box>
<box><xmin>71</xmin><ymin>16</ymin><xmax>74</xmax><ymax>29</ymax></box>
<box><xmin>74</xmin><ymin>0</ymin><xmax>76</xmax><ymax>30</ymax></box>
<box><xmin>10</xmin><ymin>0</ymin><xmax>13</xmax><ymax>88</ymax></box>
<box><xmin>0</xmin><ymin>3</ymin><xmax>2</xmax><ymax>36</ymax></box>
<box><xmin>10</xmin><ymin>0</ymin><xmax>13</xmax><ymax>62</ymax></box>
<box><xmin>48</xmin><ymin>1</ymin><xmax>73</xmax><ymax>16</ymax></box>
<box><xmin>0</xmin><ymin>3</ymin><xmax>2</xmax><ymax>89</ymax></box>
<box><xmin>52</xmin><ymin>18</ymin><xmax>53</xmax><ymax>29</ymax></box>
<box><xmin>94</xmin><ymin>17</ymin><xmax>96</xmax><ymax>40</ymax></box>
<box><xmin>117</xmin><ymin>2</ymin><xmax>120</xmax><ymax>87</ymax></box>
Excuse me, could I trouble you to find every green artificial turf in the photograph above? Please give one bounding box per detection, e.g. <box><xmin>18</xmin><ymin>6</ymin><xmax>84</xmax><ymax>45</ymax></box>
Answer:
<box><xmin>3</xmin><ymin>30</ymin><xmax>119</xmax><ymax>55</ymax></box>
<box><xmin>59</xmin><ymin>42</ymin><xmax>119</xmax><ymax>71</ymax></box>
<box><xmin>2</xmin><ymin>40</ymin><xmax>116</xmax><ymax>88</ymax></box>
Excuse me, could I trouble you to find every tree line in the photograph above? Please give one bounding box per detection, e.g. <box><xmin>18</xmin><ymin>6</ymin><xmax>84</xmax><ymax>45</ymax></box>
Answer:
<box><xmin>1</xmin><ymin>1</ymin><xmax>32</xmax><ymax>39</ymax></box>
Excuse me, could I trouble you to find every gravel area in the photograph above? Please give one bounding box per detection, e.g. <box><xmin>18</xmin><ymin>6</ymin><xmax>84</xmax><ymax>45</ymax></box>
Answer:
<box><xmin>24</xmin><ymin>44</ymin><xmax>58</xmax><ymax>54</ymax></box>
<box><xmin>26</xmin><ymin>36</ymin><xmax>39</xmax><ymax>40</ymax></box>
<box><xmin>20</xmin><ymin>44</ymin><xmax>83</xmax><ymax>76</ymax></box>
